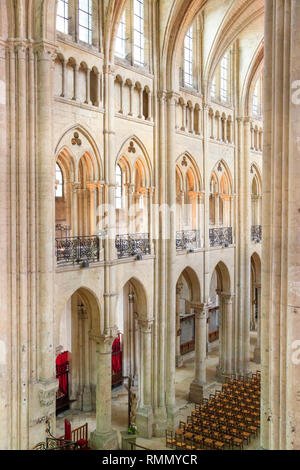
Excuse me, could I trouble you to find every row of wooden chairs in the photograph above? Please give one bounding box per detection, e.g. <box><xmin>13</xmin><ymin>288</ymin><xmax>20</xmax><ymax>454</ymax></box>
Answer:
<box><xmin>167</xmin><ymin>370</ymin><xmax>261</xmax><ymax>450</ymax></box>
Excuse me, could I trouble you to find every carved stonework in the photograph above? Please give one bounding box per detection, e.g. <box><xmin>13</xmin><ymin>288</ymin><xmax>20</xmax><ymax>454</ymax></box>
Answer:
<box><xmin>39</xmin><ymin>389</ymin><xmax>56</xmax><ymax>408</ymax></box>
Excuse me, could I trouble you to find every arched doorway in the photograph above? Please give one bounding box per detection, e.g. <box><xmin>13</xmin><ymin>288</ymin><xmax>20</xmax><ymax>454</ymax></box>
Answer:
<box><xmin>116</xmin><ymin>277</ymin><xmax>153</xmax><ymax>438</ymax></box>
<box><xmin>175</xmin><ymin>267</ymin><xmax>201</xmax><ymax>368</ymax></box>
<box><xmin>251</xmin><ymin>253</ymin><xmax>261</xmax><ymax>364</ymax></box>
<box><xmin>56</xmin><ymin>287</ymin><xmax>101</xmax><ymax>414</ymax></box>
<box><xmin>209</xmin><ymin>261</ymin><xmax>234</xmax><ymax>380</ymax></box>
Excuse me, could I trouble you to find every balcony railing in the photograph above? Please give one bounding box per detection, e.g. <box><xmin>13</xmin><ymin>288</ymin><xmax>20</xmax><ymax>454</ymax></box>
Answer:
<box><xmin>209</xmin><ymin>227</ymin><xmax>233</xmax><ymax>247</ymax></box>
<box><xmin>115</xmin><ymin>233</ymin><xmax>150</xmax><ymax>259</ymax></box>
<box><xmin>176</xmin><ymin>230</ymin><xmax>201</xmax><ymax>251</ymax></box>
<box><xmin>251</xmin><ymin>225</ymin><xmax>262</xmax><ymax>243</ymax></box>
<box><xmin>56</xmin><ymin>236</ymin><xmax>100</xmax><ymax>266</ymax></box>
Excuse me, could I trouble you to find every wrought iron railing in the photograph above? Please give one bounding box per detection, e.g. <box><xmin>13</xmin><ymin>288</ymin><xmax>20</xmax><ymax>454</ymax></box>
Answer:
<box><xmin>209</xmin><ymin>227</ymin><xmax>233</xmax><ymax>247</ymax></box>
<box><xmin>176</xmin><ymin>230</ymin><xmax>201</xmax><ymax>251</ymax></box>
<box><xmin>251</xmin><ymin>225</ymin><xmax>262</xmax><ymax>243</ymax></box>
<box><xmin>115</xmin><ymin>233</ymin><xmax>150</xmax><ymax>259</ymax></box>
<box><xmin>33</xmin><ymin>421</ymin><xmax>80</xmax><ymax>450</ymax></box>
<box><xmin>55</xmin><ymin>235</ymin><xmax>100</xmax><ymax>266</ymax></box>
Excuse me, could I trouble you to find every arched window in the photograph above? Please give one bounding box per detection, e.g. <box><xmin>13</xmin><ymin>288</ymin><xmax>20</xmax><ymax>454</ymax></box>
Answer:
<box><xmin>184</xmin><ymin>25</ymin><xmax>193</xmax><ymax>87</ymax></box>
<box><xmin>78</xmin><ymin>0</ymin><xmax>92</xmax><ymax>44</ymax></box>
<box><xmin>56</xmin><ymin>0</ymin><xmax>69</xmax><ymax>34</ymax></box>
<box><xmin>220</xmin><ymin>52</ymin><xmax>229</xmax><ymax>102</ymax></box>
<box><xmin>211</xmin><ymin>75</ymin><xmax>216</xmax><ymax>99</ymax></box>
<box><xmin>115</xmin><ymin>11</ymin><xmax>126</xmax><ymax>58</ymax></box>
<box><xmin>133</xmin><ymin>0</ymin><xmax>144</xmax><ymax>66</ymax></box>
<box><xmin>252</xmin><ymin>75</ymin><xmax>263</xmax><ymax>117</ymax></box>
<box><xmin>116</xmin><ymin>164</ymin><xmax>122</xmax><ymax>209</ymax></box>
<box><xmin>55</xmin><ymin>163</ymin><xmax>63</xmax><ymax>197</ymax></box>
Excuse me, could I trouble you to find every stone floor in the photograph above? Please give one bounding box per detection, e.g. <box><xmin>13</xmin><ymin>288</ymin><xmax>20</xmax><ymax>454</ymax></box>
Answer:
<box><xmin>56</xmin><ymin>331</ymin><xmax>260</xmax><ymax>450</ymax></box>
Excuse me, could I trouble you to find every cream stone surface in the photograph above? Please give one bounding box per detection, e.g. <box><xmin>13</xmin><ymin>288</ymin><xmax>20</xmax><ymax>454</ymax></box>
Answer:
<box><xmin>0</xmin><ymin>0</ymin><xmax>298</xmax><ymax>451</ymax></box>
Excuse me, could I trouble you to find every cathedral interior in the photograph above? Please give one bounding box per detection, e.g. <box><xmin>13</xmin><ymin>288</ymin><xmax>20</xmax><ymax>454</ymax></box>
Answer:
<box><xmin>0</xmin><ymin>0</ymin><xmax>299</xmax><ymax>451</ymax></box>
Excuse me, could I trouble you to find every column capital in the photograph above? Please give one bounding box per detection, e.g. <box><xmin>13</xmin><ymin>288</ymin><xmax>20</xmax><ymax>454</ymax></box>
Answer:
<box><xmin>91</xmin><ymin>327</ymin><xmax>119</xmax><ymax>352</ymax></box>
<box><xmin>34</xmin><ymin>41</ymin><xmax>58</xmax><ymax>61</ymax></box>
<box><xmin>166</xmin><ymin>91</ymin><xmax>181</xmax><ymax>104</ymax></box>
<box><xmin>138</xmin><ymin>319</ymin><xmax>154</xmax><ymax>333</ymax></box>
<box><xmin>220</xmin><ymin>292</ymin><xmax>235</xmax><ymax>303</ymax></box>
<box><xmin>192</xmin><ymin>302</ymin><xmax>211</xmax><ymax>318</ymax></box>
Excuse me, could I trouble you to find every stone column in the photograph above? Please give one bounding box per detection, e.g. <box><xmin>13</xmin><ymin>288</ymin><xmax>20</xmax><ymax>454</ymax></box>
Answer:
<box><xmin>71</xmin><ymin>182</ymin><xmax>80</xmax><ymax>236</ymax></box>
<box><xmin>261</xmin><ymin>1</ymin><xmax>300</xmax><ymax>449</ymax></box>
<box><xmin>165</xmin><ymin>92</ymin><xmax>179</xmax><ymax>428</ymax></box>
<box><xmin>189</xmin><ymin>304</ymin><xmax>209</xmax><ymax>403</ymax></box>
<box><xmin>89</xmin><ymin>334</ymin><xmax>118</xmax><ymax>449</ymax></box>
<box><xmin>147</xmin><ymin>91</ymin><xmax>152</xmax><ymax>121</ymax></box>
<box><xmin>61</xmin><ymin>59</ymin><xmax>66</xmax><ymax>97</ymax></box>
<box><xmin>243</xmin><ymin>118</ymin><xmax>251</xmax><ymax>375</ymax></box>
<box><xmin>85</xmin><ymin>68</ymin><xmax>91</xmax><ymax>105</ymax></box>
<box><xmin>216</xmin><ymin>292</ymin><xmax>234</xmax><ymax>379</ymax></box>
<box><xmin>181</xmin><ymin>103</ymin><xmax>186</xmax><ymax>131</ymax></box>
<box><xmin>254</xmin><ymin>284</ymin><xmax>261</xmax><ymax>364</ymax></box>
<box><xmin>73</xmin><ymin>64</ymin><xmax>79</xmax><ymax>101</ymax></box>
<box><xmin>79</xmin><ymin>306</ymin><xmax>92</xmax><ymax>411</ymax></box>
<box><xmin>136</xmin><ymin>320</ymin><xmax>153</xmax><ymax>438</ymax></box>
<box><xmin>128</xmin><ymin>84</ymin><xmax>133</xmax><ymax>116</ymax></box>
<box><xmin>138</xmin><ymin>87</ymin><xmax>143</xmax><ymax>118</ymax></box>
<box><xmin>176</xmin><ymin>281</ymin><xmax>183</xmax><ymax>368</ymax></box>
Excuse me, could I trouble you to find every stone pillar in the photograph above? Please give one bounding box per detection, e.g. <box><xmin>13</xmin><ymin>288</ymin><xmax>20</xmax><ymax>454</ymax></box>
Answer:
<box><xmin>254</xmin><ymin>284</ymin><xmax>261</xmax><ymax>364</ymax></box>
<box><xmin>189</xmin><ymin>304</ymin><xmax>209</xmax><ymax>403</ymax></box>
<box><xmin>128</xmin><ymin>84</ymin><xmax>133</xmax><ymax>116</ymax></box>
<box><xmin>89</xmin><ymin>334</ymin><xmax>118</xmax><ymax>449</ymax></box>
<box><xmin>138</xmin><ymin>87</ymin><xmax>143</xmax><ymax>119</ymax></box>
<box><xmin>71</xmin><ymin>182</ymin><xmax>80</xmax><ymax>236</ymax></box>
<box><xmin>61</xmin><ymin>59</ymin><xmax>66</xmax><ymax>97</ymax></box>
<box><xmin>165</xmin><ymin>92</ymin><xmax>179</xmax><ymax>429</ymax></box>
<box><xmin>261</xmin><ymin>1</ymin><xmax>300</xmax><ymax>449</ymax></box>
<box><xmin>147</xmin><ymin>91</ymin><xmax>152</xmax><ymax>121</ymax></box>
<box><xmin>34</xmin><ymin>43</ymin><xmax>58</xmax><ymax>447</ymax></box>
<box><xmin>136</xmin><ymin>320</ymin><xmax>153</xmax><ymax>438</ymax></box>
<box><xmin>79</xmin><ymin>307</ymin><xmax>92</xmax><ymax>411</ymax></box>
<box><xmin>85</xmin><ymin>68</ymin><xmax>91</xmax><ymax>105</ymax></box>
<box><xmin>73</xmin><ymin>64</ymin><xmax>79</xmax><ymax>101</ymax></box>
<box><xmin>243</xmin><ymin>118</ymin><xmax>252</xmax><ymax>375</ymax></box>
<box><xmin>216</xmin><ymin>292</ymin><xmax>234</xmax><ymax>379</ymax></box>
<box><xmin>176</xmin><ymin>281</ymin><xmax>183</xmax><ymax>368</ymax></box>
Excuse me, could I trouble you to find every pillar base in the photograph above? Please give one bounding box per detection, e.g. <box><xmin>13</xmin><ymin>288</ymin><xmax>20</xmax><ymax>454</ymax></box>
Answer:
<box><xmin>82</xmin><ymin>386</ymin><xmax>92</xmax><ymax>412</ymax></box>
<box><xmin>253</xmin><ymin>347</ymin><xmax>261</xmax><ymax>364</ymax></box>
<box><xmin>89</xmin><ymin>429</ymin><xmax>119</xmax><ymax>450</ymax></box>
<box><xmin>189</xmin><ymin>381</ymin><xmax>204</xmax><ymax>404</ymax></box>
<box><xmin>136</xmin><ymin>406</ymin><xmax>153</xmax><ymax>438</ymax></box>
<box><xmin>166</xmin><ymin>404</ymin><xmax>177</xmax><ymax>431</ymax></box>
<box><xmin>216</xmin><ymin>365</ymin><xmax>231</xmax><ymax>383</ymax></box>
<box><xmin>152</xmin><ymin>406</ymin><xmax>168</xmax><ymax>437</ymax></box>
<box><xmin>176</xmin><ymin>355</ymin><xmax>183</xmax><ymax>368</ymax></box>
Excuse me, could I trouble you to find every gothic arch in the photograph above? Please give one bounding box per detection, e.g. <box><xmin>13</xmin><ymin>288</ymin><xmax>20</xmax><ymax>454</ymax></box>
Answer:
<box><xmin>56</xmin><ymin>285</ymin><xmax>103</xmax><ymax>341</ymax></box>
<box><xmin>175</xmin><ymin>152</ymin><xmax>202</xmax><ymax>192</ymax></box>
<box><xmin>55</xmin><ymin>125</ymin><xmax>103</xmax><ymax>180</ymax></box>
<box><xmin>241</xmin><ymin>41</ymin><xmax>264</xmax><ymax>116</ymax></box>
<box><xmin>118</xmin><ymin>276</ymin><xmax>149</xmax><ymax>321</ymax></box>
<box><xmin>176</xmin><ymin>266</ymin><xmax>201</xmax><ymax>303</ymax></box>
<box><xmin>210</xmin><ymin>260</ymin><xmax>231</xmax><ymax>293</ymax></box>
<box><xmin>116</xmin><ymin>136</ymin><xmax>153</xmax><ymax>187</ymax></box>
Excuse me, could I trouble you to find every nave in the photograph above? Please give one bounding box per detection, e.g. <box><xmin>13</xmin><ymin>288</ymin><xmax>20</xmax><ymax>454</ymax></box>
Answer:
<box><xmin>55</xmin><ymin>332</ymin><xmax>260</xmax><ymax>450</ymax></box>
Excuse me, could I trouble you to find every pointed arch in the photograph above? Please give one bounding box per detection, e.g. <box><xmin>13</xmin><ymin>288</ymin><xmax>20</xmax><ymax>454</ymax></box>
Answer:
<box><xmin>210</xmin><ymin>260</ymin><xmax>231</xmax><ymax>293</ymax></box>
<box><xmin>116</xmin><ymin>135</ymin><xmax>152</xmax><ymax>187</ymax></box>
<box><xmin>176</xmin><ymin>266</ymin><xmax>201</xmax><ymax>303</ymax></box>
<box><xmin>55</xmin><ymin>124</ymin><xmax>103</xmax><ymax>180</ymax></box>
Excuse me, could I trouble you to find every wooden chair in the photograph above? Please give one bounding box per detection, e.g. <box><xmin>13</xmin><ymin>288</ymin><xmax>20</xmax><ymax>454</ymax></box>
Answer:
<box><xmin>175</xmin><ymin>433</ymin><xmax>186</xmax><ymax>450</ymax></box>
<box><xmin>185</xmin><ymin>436</ymin><xmax>195</xmax><ymax>451</ymax></box>
<box><xmin>165</xmin><ymin>430</ymin><xmax>175</xmax><ymax>449</ymax></box>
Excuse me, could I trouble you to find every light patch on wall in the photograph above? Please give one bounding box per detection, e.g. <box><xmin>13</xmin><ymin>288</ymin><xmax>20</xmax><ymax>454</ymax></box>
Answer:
<box><xmin>0</xmin><ymin>81</ymin><xmax>6</xmax><ymax>105</ymax></box>
<box><xmin>0</xmin><ymin>340</ymin><xmax>6</xmax><ymax>365</ymax></box>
